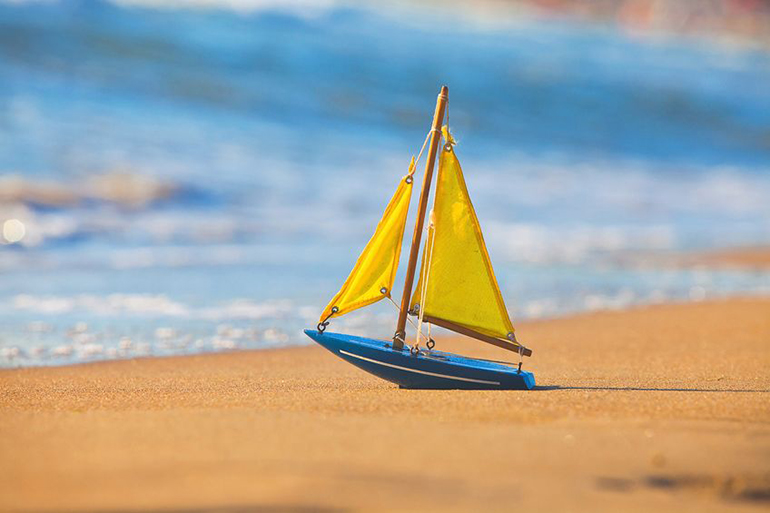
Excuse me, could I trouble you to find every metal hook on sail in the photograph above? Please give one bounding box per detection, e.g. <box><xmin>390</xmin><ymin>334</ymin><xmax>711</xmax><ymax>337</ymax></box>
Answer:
<box><xmin>508</xmin><ymin>333</ymin><xmax>525</xmax><ymax>374</ymax></box>
<box><xmin>317</xmin><ymin>306</ymin><xmax>338</xmax><ymax>333</ymax></box>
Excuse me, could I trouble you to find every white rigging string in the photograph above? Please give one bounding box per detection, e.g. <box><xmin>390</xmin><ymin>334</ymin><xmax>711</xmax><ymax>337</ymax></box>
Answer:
<box><xmin>386</xmin><ymin>295</ymin><xmax>420</xmax><ymax>332</ymax></box>
<box><xmin>446</xmin><ymin>96</ymin><xmax>450</xmax><ymax>133</ymax></box>
<box><xmin>414</xmin><ymin>113</ymin><xmax>450</xmax><ymax>349</ymax></box>
<box><xmin>409</xmin><ymin>129</ymin><xmax>433</xmax><ymax>178</ymax></box>
<box><xmin>383</xmin><ymin>126</ymin><xmax>438</xmax><ymax>345</ymax></box>
<box><xmin>409</xmin><ymin>122</ymin><xmax>447</xmax><ymax>349</ymax></box>
<box><xmin>415</xmin><ymin>211</ymin><xmax>436</xmax><ymax>348</ymax></box>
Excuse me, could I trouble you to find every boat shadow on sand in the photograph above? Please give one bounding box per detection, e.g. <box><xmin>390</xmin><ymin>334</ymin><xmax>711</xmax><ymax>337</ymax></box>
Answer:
<box><xmin>534</xmin><ymin>385</ymin><xmax>769</xmax><ymax>393</ymax></box>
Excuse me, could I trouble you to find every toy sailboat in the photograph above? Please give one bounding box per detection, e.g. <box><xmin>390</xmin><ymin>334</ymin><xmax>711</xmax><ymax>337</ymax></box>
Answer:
<box><xmin>304</xmin><ymin>86</ymin><xmax>534</xmax><ymax>390</ymax></box>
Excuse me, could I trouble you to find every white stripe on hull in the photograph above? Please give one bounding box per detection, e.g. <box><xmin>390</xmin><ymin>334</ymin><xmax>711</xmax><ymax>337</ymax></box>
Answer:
<box><xmin>338</xmin><ymin>349</ymin><xmax>501</xmax><ymax>386</ymax></box>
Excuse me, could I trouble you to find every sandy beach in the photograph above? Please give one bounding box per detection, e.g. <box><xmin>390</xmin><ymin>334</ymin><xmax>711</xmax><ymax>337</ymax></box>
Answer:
<box><xmin>1</xmin><ymin>297</ymin><xmax>768</xmax><ymax>512</ymax></box>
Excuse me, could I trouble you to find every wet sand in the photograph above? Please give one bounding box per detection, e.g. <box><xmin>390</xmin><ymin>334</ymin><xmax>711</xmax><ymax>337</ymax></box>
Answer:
<box><xmin>1</xmin><ymin>298</ymin><xmax>769</xmax><ymax>512</ymax></box>
<box><xmin>686</xmin><ymin>246</ymin><xmax>770</xmax><ymax>270</ymax></box>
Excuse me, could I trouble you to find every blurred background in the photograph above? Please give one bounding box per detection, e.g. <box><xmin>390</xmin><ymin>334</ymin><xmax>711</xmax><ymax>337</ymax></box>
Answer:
<box><xmin>1</xmin><ymin>0</ymin><xmax>769</xmax><ymax>366</ymax></box>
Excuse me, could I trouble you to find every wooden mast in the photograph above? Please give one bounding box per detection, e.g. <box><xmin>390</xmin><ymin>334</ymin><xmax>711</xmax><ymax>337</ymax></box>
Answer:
<box><xmin>393</xmin><ymin>85</ymin><xmax>448</xmax><ymax>350</ymax></box>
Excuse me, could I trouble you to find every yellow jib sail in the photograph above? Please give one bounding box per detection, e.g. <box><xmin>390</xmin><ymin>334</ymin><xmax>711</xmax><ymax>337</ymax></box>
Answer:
<box><xmin>410</xmin><ymin>132</ymin><xmax>518</xmax><ymax>346</ymax></box>
<box><xmin>319</xmin><ymin>170</ymin><xmax>414</xmax><ymax>323</ymax></box>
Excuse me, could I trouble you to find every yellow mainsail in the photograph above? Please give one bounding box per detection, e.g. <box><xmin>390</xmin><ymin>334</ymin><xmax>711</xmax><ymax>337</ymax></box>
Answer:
<box><xmin>410</xmin><ymin>130</ymin><xmax>520</xmax><ymax>350</ymax></box>
<box><xmin>319</xmin><ymin>168</ymin><xmax>414</xmax><ymax>323</ymax></box>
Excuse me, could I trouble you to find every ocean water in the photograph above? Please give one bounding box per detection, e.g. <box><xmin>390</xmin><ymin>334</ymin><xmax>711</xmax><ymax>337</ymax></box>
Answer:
<box><xmin>1</xmin><ymin>0</ymin><xmax>769</xmax><ymax>367</ymax></box>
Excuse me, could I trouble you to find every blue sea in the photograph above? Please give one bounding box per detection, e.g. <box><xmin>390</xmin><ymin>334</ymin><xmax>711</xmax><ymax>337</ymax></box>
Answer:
<box><xmin>1</xmin><ymin>0</ymin><xmax>769</xmax><ymax>366</ymax></box>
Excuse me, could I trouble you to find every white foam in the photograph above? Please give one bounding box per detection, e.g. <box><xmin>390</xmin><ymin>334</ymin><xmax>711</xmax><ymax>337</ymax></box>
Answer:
<box><xmin>11</xmin><ymin>294</ymin><xmax>189</xmax><ymax>317</ymax></box>
<box><xmin>200</xmin><ymin>299</ymin><xmax>294</xmax><ymax>321</ymax></box>
<box><xmin>51</xmin><ymin>345</ymin><xmax>73</xmax><ymax>357</ymax></box>
<box><xmin>211</xmin><ymin>337</ymin><xmax>237</xmax><ymax>350</ymax></box>
<box><xmin>110</xmin><ymin>0</ymin><xmax>339</xmax><ymax>17</ymax></box>
<box><xmin>0</xmin><ymin>347</ymin><xmax>21</xmax><ymax>360</ymax></box>
<box><xmin>78</xmin><ymin>343</ymin><xmax>104</xmax><ymax>358</ymax></box>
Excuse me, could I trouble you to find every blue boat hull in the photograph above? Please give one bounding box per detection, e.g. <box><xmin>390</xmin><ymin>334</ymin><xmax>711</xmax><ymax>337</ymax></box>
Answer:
<box><xmin>304</xmin><ymin>329</ymin><xmax>535</xmax><ymax>390</ymax></box>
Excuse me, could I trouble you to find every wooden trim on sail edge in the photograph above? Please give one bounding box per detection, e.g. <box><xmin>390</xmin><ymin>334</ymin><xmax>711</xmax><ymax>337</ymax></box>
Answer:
<box><xmin>422</xmin><ymin>315</ymin><xmax>533</xmax><ymax>357</ymax></box>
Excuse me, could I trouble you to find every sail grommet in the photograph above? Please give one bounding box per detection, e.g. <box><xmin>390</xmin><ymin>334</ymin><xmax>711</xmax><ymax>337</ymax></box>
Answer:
<box><xmin>405</xmin><ymin>175</ymin><xmax>413</xmax><ymax>184</ymax></box>
<box><xmin>380</xmin><ymin>287</ymin><xmax>388</xmax><ymax>295</ymax></box>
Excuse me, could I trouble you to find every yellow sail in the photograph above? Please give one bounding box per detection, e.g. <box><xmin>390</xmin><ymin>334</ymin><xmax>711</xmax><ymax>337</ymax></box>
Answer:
<box><xmin>410</xmin><ymin>131</ymin><xmax>519</xmax><ymax>348</ymax></box>
<box><xmin>319</xmin><ymin>169</ymin><xmax>414</xmax><ymax>323</ymax></box>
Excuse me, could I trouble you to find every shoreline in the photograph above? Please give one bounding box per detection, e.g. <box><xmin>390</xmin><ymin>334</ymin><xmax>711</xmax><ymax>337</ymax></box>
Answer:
<box><xmin>3</xmin><ymin>243</ymin><xmax>769</xmax><ymax>371</ymax></box>
<box><xmin>683</xmin><ymin>246</ymin><xmax>770</xmax><ymax>270</ymax></box>
<box><xmin>610</xmin><ymin>245</ymin><xmax>770</xmax><ymax>272</ymax></box>
<box><xmin>3</xmin><ymin>292</ymin><xmax>769</xmax><ymax>373</ymax></box>
<box><xmin>2</xmin><ymin>297</ymin><xmax>768</xmax><ymax>512</ymax></box>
